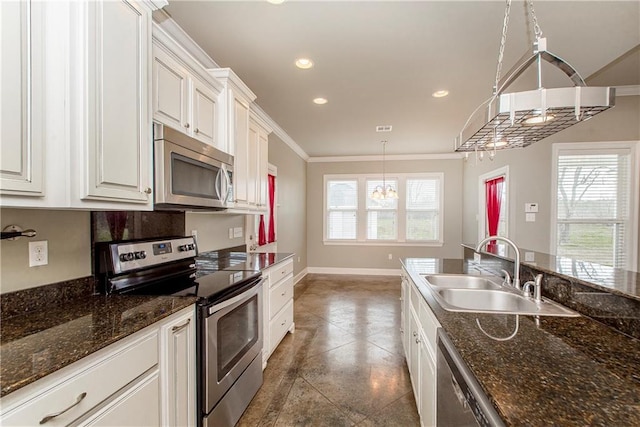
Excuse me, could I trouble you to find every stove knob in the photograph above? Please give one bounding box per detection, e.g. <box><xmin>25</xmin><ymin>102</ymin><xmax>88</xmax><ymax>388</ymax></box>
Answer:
<box><xmin>188</xmin><ymin>244</ymin><xmax>195</xmax><ymax>251</ymax></box>
<box><xmin>178</xmin><ymin>245</ymin><xmax>186</xmax><ymax>252</ymax></box>
<box><xmin>135</xmin><ymin>251</ymin><xmax>147</xmax><ymax>260</ymax></box>
<box><xmin>120</xmin><ymin>252</ymin><xmax>135</xmax><ymax>262</ymax></box>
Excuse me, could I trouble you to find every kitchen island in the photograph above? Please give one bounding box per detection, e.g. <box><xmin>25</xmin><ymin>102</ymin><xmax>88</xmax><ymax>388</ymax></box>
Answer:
<box><xmin>402</xmin><ymin>257</ymin><xmax>640</xmax><ymax>426</ymax></box>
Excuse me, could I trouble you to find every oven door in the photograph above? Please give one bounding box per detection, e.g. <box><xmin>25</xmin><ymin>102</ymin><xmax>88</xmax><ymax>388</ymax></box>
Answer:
<box><xmin>155</xmin><ymin>138</ymin><xmax>231</xmax><ymax>209</ymax></box>
<box><xmin>203</xmin><ymin>278</ymin><xmax>263</xmax><ymax>413</ymax></box>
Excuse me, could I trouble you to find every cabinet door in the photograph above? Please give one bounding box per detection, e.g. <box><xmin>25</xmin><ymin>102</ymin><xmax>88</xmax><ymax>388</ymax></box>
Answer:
<box><xmin>82</xmin><ymin>0</ymin><xmax>151</xmax><ymax>204</ymax></box>
<box><xmin>409</xmin><ymin>309</ymin><xmax>420</xmax><ymax>400</ymax></box>
<box><xmin>233</xmin><ymin>98</ymin><xmax>250</xmax><ymax>205</ymax></box>
<box><xmin>160</xmin><ymin>309</ymin><xmax>195</xmax><ymax>427</ymax></box>
<box><xmin>152</xmin><ymin>46</ymin><xmax>190</xmax><ymax>133</ymax></box>
<box><xmin>191</xmin><ymin>77</ymin><xmax>218</xmax><ymax>147</ymax></box>
<box><xmin>80</xmin><ymin>371</ymin><xmax>160</xmax><ymax>427</ymax></box>
<box><xmin>419</xmin><ymin>336</ymin><xmax>436</xmax><ymax>427</ymax></box>
<box><xmin>247</xmin><ymin>121</ymin><xmax>259</xmax><ymax>206</ymax></box>
<box><xmin>256</xmin><ymin>129</ymin><xmax>269</xmax><ymax>209</ymax></box>
<box><xmin>0</xmin><ymin>0</ymin><xmax>44</xmax><ymax>196</ymax></box>
<box><xmin>400</xmin><ymin>277</ymin><xmax>408</xmax><ymax>357</ymax></box>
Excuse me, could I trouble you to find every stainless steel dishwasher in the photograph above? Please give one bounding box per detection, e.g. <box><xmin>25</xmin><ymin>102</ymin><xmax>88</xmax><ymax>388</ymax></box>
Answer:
<box><xmin>436</xmin><ymin>329</ymin><xmax>505</xmax><ymax>427</ymax></box>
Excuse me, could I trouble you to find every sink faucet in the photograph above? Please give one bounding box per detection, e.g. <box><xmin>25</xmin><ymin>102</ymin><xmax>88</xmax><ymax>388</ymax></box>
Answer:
<box><xmin>475</xmin><ymin>236</ymin><xmax>521</xmax><ymax>290</ymax></box>
<box><xmin>523</xmin><ymin>274</ymin><xmax>543</xmax><ymax>303</ymax></box>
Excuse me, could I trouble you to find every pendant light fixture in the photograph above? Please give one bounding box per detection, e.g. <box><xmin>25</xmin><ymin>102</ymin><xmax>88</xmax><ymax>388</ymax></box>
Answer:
<box><xmin>371</xmin><ymin>140</ymin><xmax>398</xmax><ymax>200</ymax></box>
<box><xmin>455</xmin><ymin>0</ymin><xmax>615</xmax><ymax>156</ymax></box>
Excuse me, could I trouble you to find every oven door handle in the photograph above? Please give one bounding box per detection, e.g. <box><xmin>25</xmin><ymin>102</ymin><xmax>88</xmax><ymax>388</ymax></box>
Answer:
<box><xmin>208</xmin><ymin>278</ymin><xmax>264</xmax><ymax>315</ymax></box>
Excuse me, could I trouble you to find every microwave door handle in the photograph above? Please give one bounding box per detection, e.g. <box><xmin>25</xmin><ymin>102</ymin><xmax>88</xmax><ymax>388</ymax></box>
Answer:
<box><xmin>223</xmin><ymin>169</ymin><xmax>231</xmax><ymax>203</ymax></box>
<box><xmin>215</xmin><ymin>169</ymin><xmax>222</xmax><ymax>201</ymax></box>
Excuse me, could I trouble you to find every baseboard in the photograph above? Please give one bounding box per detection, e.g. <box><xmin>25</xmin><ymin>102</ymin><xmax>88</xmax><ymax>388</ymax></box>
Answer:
<box><xmin>306</xmin><ymin>267</ymin><xmax>401</xmax><ymax>276</ymax></box>
<box><xmin>293</xmin><ymin>268</ymin><xmax>308</xmax><ymax>285</ymax></box>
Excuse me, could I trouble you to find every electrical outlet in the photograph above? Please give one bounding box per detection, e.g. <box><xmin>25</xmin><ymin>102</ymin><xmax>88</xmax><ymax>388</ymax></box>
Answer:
<box><xmin>191</xmin><ymin>229</ymin><xmax>198</xmax><ymax>240</ymax></box>
<box><xmin>297</xmin><ymin>256</ymin><xmax>301</xmax><ymax>263</ymax></box>
<box><xmin>233</xmin><ymin>227</ymin><xmax>243</xmax><ymax>238</ymax></box>
<box><xmin>228</xmin><ymin>228</ymin><xmax>234</xmax><ymax>239</ymax></box>
<box><xmin>473</xmin><ymin>253</ymin><xmax>481</xmax><ymax>263</ymax></box>
<box><xmin>526</xmin><ymin>213</ymin><xmax>536</xmax><ymax>222</ymax></box>
<box><xmin>29</xmin><ymin>240</ymin><xmax>48</xmax><ymax>267</ymax></box>
<box><xmin>388</xmin><ymin>253</ymin><xmax>393</xmax><ymax>260</ymax></box>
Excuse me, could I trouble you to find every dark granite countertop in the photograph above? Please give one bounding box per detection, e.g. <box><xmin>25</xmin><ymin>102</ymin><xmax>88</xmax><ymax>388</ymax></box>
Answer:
<box><xmin>196</xmin><ymin>250</ymin><xmax>294</xmax><ymax>274</ymax></box>
<box><xmin>402</xmin><ymin>257</ymin><xmax>640</xmax><ymax>426</ymax></box>
<box><xmin>462</xmin><ymin>243</ymin><xmax>640</xmax><ymax>301</ymax></box>
<box><xmin>0</xmin><ymin>293</ymin><xmax>196</xmax><ymax>397</ymax></box>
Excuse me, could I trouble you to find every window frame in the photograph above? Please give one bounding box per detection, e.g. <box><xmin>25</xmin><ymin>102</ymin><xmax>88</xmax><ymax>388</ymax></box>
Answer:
<box><xmin>550</xmin><ymin>141</ymin><xmax>639</xmax><ymax>271</ymax></box>
<box><xmin>323</xmin><ymin>173</ymin><xmax>444</xmax><ymax>246</ymax></box>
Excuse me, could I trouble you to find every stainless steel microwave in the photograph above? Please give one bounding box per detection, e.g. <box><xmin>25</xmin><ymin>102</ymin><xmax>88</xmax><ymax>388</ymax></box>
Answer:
<box><xmin>154</xmin><ymin>124</ymin><xmax>234</xmax><ymax>210</ymax></box>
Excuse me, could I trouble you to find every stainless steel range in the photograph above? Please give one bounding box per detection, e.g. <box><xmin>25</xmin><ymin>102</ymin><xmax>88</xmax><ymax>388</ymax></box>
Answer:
<box><xmin>95</xmin><ymin>236</ymin><xmax>264</xmax><ymax>427</ymax></box>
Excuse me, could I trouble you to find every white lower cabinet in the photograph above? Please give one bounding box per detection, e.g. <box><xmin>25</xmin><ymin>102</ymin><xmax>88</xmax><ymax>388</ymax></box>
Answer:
<box><xmin>262</xmin><ymin>258</ymin><xmax>295</xmax><ymax>368</ymax></box>
<box><xmin>402</xmin><ymin>267</ymin><xmax>440</xmax><ymax>427</ymax></box>
<box><xmin>0</xmin><ymin>305</ymin><xmax>195</xmax><ymax>427</ymax></box>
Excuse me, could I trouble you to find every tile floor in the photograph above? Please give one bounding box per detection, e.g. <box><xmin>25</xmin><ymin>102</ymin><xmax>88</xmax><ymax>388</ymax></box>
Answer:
<box><xmin>238</xmin><ymin>274</ymin><xmax>420</xmax><ymax>426</ymax></box>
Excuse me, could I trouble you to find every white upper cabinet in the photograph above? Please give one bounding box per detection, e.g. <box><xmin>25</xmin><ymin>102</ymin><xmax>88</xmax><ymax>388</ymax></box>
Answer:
<box><xmin>73</xmin><ymin>0</ymin><xmax>153</xmax><ymax>206</ymax></box>
<box><xmin>0</xmin><ymin>1</ymin><xmax>44</xmax><ymax>196</ymax></box>
<box><xmin>0</xmin><ymin>0</ymin><xmax>161</xmax><ymax>210</ymax></box>
<box><xmin>250</xmin><ymin>113</ymin><xmax>271</xmax><ymax>211</ymax></box>
<box><xmin>152</xmin><ymin>25</ymin><xmax>223</xmax><ymax>151</ymax></box>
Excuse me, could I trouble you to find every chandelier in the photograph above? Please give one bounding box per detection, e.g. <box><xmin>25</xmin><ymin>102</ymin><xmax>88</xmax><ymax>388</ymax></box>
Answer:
<box><xmin>455</xmin><ymin>0</ymin><xmax>615</xmax><ymax>157</ymax></box>
<box><xmin>371</xmin><ymin>140</ymin><xmax>398</xmax><ymax>200</ymax></box>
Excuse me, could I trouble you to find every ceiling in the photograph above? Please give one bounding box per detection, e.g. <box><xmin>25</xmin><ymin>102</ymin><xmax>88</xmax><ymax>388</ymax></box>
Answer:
<box><xmin>165</xmin><ymin>1</ymin><xmax>640</xmax><ymax>158</ymax></box>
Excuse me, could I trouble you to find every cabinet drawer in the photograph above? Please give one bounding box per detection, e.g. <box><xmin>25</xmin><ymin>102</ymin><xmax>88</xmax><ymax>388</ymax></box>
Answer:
<box><xmin>419</xmin><ymin>299</ymin><xmax>440</xmax><ymax>356</ymax></box>
<box><xmin>269</xmin><ymin>275</ymin><xmax>293</xmax><ymax>319</ymax></box>
<box><xmin>269</xmin><ymin>259</ymin><xmax>293</xmax><ymax>288</ymax></box>
<box><xmin>269</xmin><ymin>300</ymin><xmax>293</xmax><ymax>353</ymax></box>
<box><xmin>1</xmin><ymin>332</ymin><xmax>158</xmax><ymax>426</ymax></box>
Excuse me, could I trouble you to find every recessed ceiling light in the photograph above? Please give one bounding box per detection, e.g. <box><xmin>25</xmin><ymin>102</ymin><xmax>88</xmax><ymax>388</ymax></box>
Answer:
<box><xmin>432</xmin><ymin>90</ymin><xmax>449</xmax><ymax>98</ymax></box>
<box><xmin>295</xmin><ymin>58</ymin><xmax>314</xmax><ymax>69</ymax></box>
<box><xmin>313</xmin><ymin>97</ymin><xmax>328</xmax><ymax>105</ymax></box>
<box><xmin>266</xmin><ymin>0</ymin><xmax>285</xmax><ymax>4</ymax></box>
<box><xmin>485</xmin><ymin>139</ymin><xmax>509</xmax><ymax>148</ymax></box>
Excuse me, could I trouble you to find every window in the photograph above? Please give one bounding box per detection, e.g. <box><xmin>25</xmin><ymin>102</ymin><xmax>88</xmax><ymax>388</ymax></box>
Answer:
<box><xmin>552</xmin><ymin>143</ymin><xmax>638</xmax><ymax>270</ymax></box>
<box><xmin>324</xmin><ymin>173</ymin><xmax>444</xmax><ymax>245</ymax></box>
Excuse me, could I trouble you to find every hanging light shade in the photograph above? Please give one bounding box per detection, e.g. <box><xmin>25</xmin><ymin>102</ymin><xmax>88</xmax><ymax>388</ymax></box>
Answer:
<box><xmin>370</xmin><ymin>140</ymin><xmax>399</xmax><ymax>200</ymax></box>
<box><xmin>455</xmin><ymin>1</ymin><xmax>615</xmax><ymax>154</ymax></box>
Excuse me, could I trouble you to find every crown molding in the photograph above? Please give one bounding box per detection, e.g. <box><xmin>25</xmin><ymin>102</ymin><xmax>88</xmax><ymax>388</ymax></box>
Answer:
<box><xmin>251</xmin><ymin>104</ymin><xmax>310</xmax><ymax>161</ymax></box>
<box><xmin>308</xmin><ymin>153</ymin><xmax>465</xmax><ymax>163</ymax></box>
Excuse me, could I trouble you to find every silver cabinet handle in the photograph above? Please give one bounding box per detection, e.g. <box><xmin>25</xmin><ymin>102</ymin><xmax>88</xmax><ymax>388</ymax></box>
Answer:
<box><xmin>144</xmin><ymin>187</ymin><xmax>152</xmax><ymax>194</ymax></box>
<box><xmin>281</xmin><ymin>320</ymin><xmax>286</xmax><ymax>326</ymax></box>
<box><xmin>415</xmin><ymin>338</ymin><xmax>420</xmax><ymax>344</ymax></box>
<box><xmin>185</xmin><ymin>123</ymin><xmax>190</xmax><ymax>129</ymax></box>
<box><xmin>281</xmin><ymin>291</ymin><xmax>286</xmax><ymax>296</ymax></box>
<box><xmin>172</xmin><ymin>318</ymin><xmax>191</xmax><ymax>332</ymax></box>
<box><xmin>412</xmin><ymin>331</ymin><xmax>418</xmax><ymax>337</ymax></box>
<box><xmin>194</xmin><ymin>128</ymin><xmax>199</xmax><ymax>134</ymax></box>
<box><xmin>40</xmin><ymin>392</ymin><xmax>87</xmax><ymax>424</ymax></box>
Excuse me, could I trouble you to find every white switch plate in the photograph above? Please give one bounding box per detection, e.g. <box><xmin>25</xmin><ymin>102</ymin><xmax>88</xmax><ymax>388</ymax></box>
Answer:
<box><xmin>29</xmin><ymin>240</ymin><xmax>48</xmax><ymax>267</ymax></box>
<box><xmin>228</xmin><ymin>228</ymin><xmax>234</xmax><ymax>239</ymax></box>
<box><xmin>524</xmin><ymin>251</ymin><xmax>535</xmax><ymax>262</ymax></box>
<box><xmin>233</xmin><ymin>227</ymin><xmax>243</xmax><ymax>238</ymax></box>
<box><xmin>525</xmin><ymin>203</ymin><xmax>539</xmax><ymax>213</ymax></box>
<box><xmin>473</xmin><ymin>253</ymin><xmax>481</xmax><ymax>263</ymax></box>
<box><xmin>526</xmin><ymin>213</ymin><xmax>536</xmax><ymax>222</ymax></box>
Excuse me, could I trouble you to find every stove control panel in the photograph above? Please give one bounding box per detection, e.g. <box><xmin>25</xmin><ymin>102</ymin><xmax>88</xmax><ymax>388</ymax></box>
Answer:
<box><xmin>110</xmin><ymin>236</ymin><xmax>197</xmax><ymax>274</ymax></box>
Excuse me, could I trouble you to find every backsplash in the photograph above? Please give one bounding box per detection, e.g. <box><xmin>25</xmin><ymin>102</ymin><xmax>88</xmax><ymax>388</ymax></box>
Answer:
<box><xmin>91</xmin><ymin>211</ymin><xmax>185</xmax><ymax>243</ymax></box>
<box><xmin>463</xmin><ymin>247</ymin><xmax>640</xmax><ymax>339</ymax></box>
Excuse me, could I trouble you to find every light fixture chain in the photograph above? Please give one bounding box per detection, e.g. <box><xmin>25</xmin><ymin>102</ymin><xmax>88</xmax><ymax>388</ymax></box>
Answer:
<box><xmin>528</xmin><ymin>0</ymin><xmax>543</xmax><ymax>40</ymax></box>
<box><xmin>493</xmin><ymin>0</ymin><xmax>512</xmax><ymax>95</ymax></box>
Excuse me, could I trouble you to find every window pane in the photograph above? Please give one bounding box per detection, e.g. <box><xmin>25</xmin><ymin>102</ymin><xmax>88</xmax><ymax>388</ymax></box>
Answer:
<box><xmin>328</xmin><ymin>211</ymin><xmax>357</xmax><ymax>239</ymax></box>
<box><xmin>556</xmin><ymin>222</ymin><xmax>625</xmax><ymax>267</ymax></box>
<box><xmin>407</xmin><ymin>211</ymin><xmax>439</xmax><ymax>241</ymax></box>
<box><xmin>366</xmin><ymin>179</ymin><xmax>398</xmax><ymax>209</ymax></box>
<box><xmin>406</xmin><ymin>179</ymin><xmax>439</xmax><ymax>210</ymax></box>
<box><xmin>557</xmin><ymin>154</ymin><xmax>629</xmax><ymax>220</ymax></box>
<box><xmin>367</xmin><ymin>211</ymin><xmax>397</xmax><ymax>240</ymax></box>
<box><xmin>328</xmin><ymin>180</ymin><xmax>358</xmax><ymax>209</ymax></box>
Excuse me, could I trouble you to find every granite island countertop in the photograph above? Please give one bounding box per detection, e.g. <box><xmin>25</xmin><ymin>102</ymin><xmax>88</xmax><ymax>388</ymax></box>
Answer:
<box><xmin>402</xmin><ymin>257</ymin><xmax>640</xmax><ymax>426</ymax></box>
<box><xmin>0</xmin><ymin>294</ymin><xmax>196</xmax><ymax>397</ymax></box>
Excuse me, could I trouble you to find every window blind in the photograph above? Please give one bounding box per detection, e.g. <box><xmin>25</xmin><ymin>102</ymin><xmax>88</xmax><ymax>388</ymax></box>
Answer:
<box><xmin>327</xmin><ymin>180</ymin><xmax>358</xmax><ymax>240</ymax></box>
<box><xmin>556</xmin><ymin>150</ymin><xmax>630</xmax><ymax>268</ymax></box>
<box><xmin>406</xmin><ymin>178</ymin><xmax>440</xmax><ymax>241</ymax></box>
<box><xmin>366</xmin><ymin>179</ymin><xmax>398</xmax><ymax>240</ymax></box>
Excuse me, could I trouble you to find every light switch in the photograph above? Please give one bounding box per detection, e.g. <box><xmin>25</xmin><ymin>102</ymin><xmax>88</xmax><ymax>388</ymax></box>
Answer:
<box><xmin>524</xmin><ymin>252</ymin><xmax>535</xmax><ymax>262</ymax></box>
<box><xmin>526</xmin><ymin>213</ymin><xmax>536</xmax><ymax>222</ymax></box>
<box><xmin>525</xmin><ymin>203</ymin><xmax>539</xmax><ymax>213</ymax></box>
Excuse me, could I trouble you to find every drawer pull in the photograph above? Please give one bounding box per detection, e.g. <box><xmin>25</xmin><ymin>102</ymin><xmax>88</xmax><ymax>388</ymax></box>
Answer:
<box><xmin>281</xmin><ymin>320</ymin><xmax>286</xmax><ymax>326</ymax></box>
<box><xmin>39</xmin><ymin>392</ymin><xmax>87</xmax><ymax>424</ymax></box>
<box><xmin>172</xmin><ymin>318</ymin><xmax>191</xmax><ymax>332</ymax></box>
<box><xmin>281</xmin><ymin>291</ymin><xmax>286</xmax><ymax>296</ymax></box>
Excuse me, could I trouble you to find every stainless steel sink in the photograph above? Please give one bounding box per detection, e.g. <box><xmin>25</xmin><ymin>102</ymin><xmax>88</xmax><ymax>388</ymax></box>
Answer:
<box><xmin>422</xmin><ymin>274</ymin><xmax>502</xmax><ymax>290</ymax></box>
<box><xmin>421</xmin><ymin>274</ymin><xmax>579</xmax><ymax>317</ymax></box>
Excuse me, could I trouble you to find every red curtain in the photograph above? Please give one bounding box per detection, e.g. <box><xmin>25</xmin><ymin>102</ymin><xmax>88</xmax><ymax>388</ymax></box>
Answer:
<box><xmin>267</xmin><ymin>174</ymin><xmax>276</xmax><ymax>243</ymax></box>
<box><xmin>485</xmin><ymin>176</ymin><xmax>505</xmax><ymax>250</ymax></box>
<box><xmin>258</xmin><ymin>215</ymin><xmax>266</xmax><ymax>246</ymax></box>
